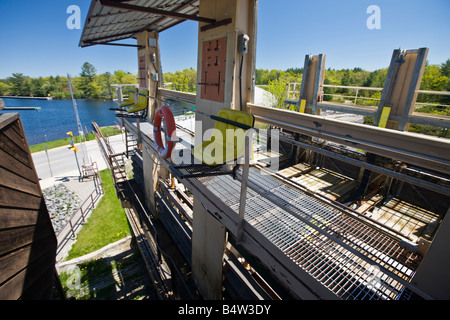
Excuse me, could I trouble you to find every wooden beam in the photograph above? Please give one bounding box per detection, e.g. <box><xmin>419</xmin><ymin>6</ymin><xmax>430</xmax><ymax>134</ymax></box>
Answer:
<box><xmin>100</xmin><ymin>0</ymin><xmax>215</xmax><ymax>24</ymax></box>
<box><xmin>375</xmin><ymin>48</ymin><xmax>429</xmax><ymax>131</ymax></box>
<box><xmin>298</xmin><ymin>54</ymin><xmax>325</xmax><ymax>114</ymax></box>
<box><xmin>81</xmin><ymin>30</ymin><xmax>138</xmax><ymax>46</ymax></box>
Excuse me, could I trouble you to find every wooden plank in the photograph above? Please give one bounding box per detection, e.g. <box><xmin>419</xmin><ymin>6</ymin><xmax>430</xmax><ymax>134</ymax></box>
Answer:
<box><xmin>0</xmin><ymin>150</ymin><xmax>36</xmax><ymax>183</ymax></box>
<box><xmin>299</xmin><ymin>54</ymin><xmax>324</xmax><ymax>115</ymax></box>
<box><xmin>278</xmin><ymin>163</ymin><xmax>311</xmax><ymax>178</ymax></box>
<box><xmin>0</xmin><ymin>235</ymin><xmax>56</xmax><ymax>285</ymax></box>
<box><xmin>375</xmin><ymin>48</ymin><xmax>428</xmax><ymax>131</ymax></box>
<box><xmin>20</xmin><ymin>261</ymin><xmax>55</xmax><ymax>299</ymax></box>
<box><xmin>2</xmin><ymin>121</ymin><xmax>28</xmax><ymax>154</ymax></box>
<box><xmin>0</xmin><ymin>250</ymin><xmax>55</xmax><ymax>300</ymax></box>
<box><xmin>0</xmin><ymin>131</ymin><xmax>31</xmax><ymax>167</ymax></box>
<box><xmin>0</xmin><ymin>208</ymin><xmax>41</xmax><ymax>229</ymax></box>
<box><xmin>0</xmin><ymin>167</ymin><xmax>40</xmax><ymax>196</ymax></box>
<box><xmin>0</xmin><ymin>186</ymin><xmax>42</xmax><ymax>210</ymax></box>
<box><xmin>0</xmin><ymin>114</ymin><xmax>57</xmax><ymax>300</ymax></box>
<box><xmin>0</xmin><ymin>113</ymin><xmax>19</xmax><ymax>131</ymax></box>
<box><xmin>0</xmin><ymin>222</ymin><xmax>54</xmax><ymax>257</ymax></box>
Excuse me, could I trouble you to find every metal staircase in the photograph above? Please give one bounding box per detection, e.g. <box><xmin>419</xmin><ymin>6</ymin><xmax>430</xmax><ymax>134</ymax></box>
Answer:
<box><xmin>125</xmin><ymin>129</ymin><xmax>138</xmax><ymax>158</ymax></box>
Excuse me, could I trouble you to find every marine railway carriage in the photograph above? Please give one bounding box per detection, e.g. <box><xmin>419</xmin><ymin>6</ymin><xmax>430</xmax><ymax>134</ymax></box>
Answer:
<box><xmin>1</xmin><ymin>0</ymin><xmax>450</xmax><ymax>300</ymax></box>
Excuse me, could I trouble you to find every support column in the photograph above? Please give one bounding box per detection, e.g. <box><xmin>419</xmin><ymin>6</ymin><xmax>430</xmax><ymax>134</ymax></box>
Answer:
<box><xmin>142</xmin><ymin>147</ymin><xmax>159</xmax><ymax>213</ymax></box>
<box><xmin>137</xmin><ymin>31</ymin><xmax>166</xmax><ymax>213</ymax></box>
<box><xmin>195</xmin><ymin>0</ymin><xmax>258</xmax><ymax>132</ymax></box>
<box><xmin>191</xmin><ymin>200</ymin><xmax>227</xmax><ymax>299</ymax></box>
<box><xmin>191</xmin><ymin>0</ymin><xmax>258</xmax><ymax>300</ymax></box>
<box><xmin>136</xmin><ymin>31</ymin><xmax>163</xmax><ymax>122</ymax></box>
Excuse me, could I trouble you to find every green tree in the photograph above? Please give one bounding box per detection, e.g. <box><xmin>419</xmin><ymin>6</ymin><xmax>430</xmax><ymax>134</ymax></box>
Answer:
<box><xmin>98</xmin><ymin>72</ymin><xmax>114</xmax><ymax>99</ymax></box>
<box><xmin>8</xmin><ymin>73</ymin><xmax>31</xmax><ymax>96</ymax></box>
<box><xmin>421</xmin><ymin>65</ymin><xmax>448</xmax><ymax>92</ymax></box>
<box><xmin>419</xmin><ymin>65</ymin><xmax>448</xmax><ymax>104</ymax></box>
<box><xmin>78</xmin><ymin>62</ymin><xmax>100</xmax><ymax>98</ymax></box>
<box><xmin>0</xmin><ymin>81</ymin><xmax>11</xmax><ymax>96</ymax></box>
<box><xmin>266</xmin><ymin>78</ymin><xmax>287</xmax><ymax>109</ymax></box>
<box><xmin>165</xmin><ymin>68</ymin><xmax>197</xmax><ymax>93</ymax></box>
<box><xmin>440</xmin><ymin>59</ymin><xmax>450</xmax><ymax>78</ymax></box>
<box><xmin>113</xmin><ymin>70</ymin><xmax>127</xmax><ymax>84</ymax></box>
<box><xmin>30</xmin><ymin>77</ymin><xmax>45</xmax><ymax>97</ymax></box>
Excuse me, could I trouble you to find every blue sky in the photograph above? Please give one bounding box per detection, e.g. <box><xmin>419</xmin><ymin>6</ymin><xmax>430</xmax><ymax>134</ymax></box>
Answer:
<box><xmin>0</xmin><ymin>0</ymin><xmax>449</xmax><ymax>79</ymax></box>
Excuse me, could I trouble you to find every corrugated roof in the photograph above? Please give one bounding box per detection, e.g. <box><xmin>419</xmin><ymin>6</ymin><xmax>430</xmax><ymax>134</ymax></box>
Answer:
<box><xmin>79</xmin><ymin>0</ymin><xmax>200</xmax><ymax>47</ymax></box>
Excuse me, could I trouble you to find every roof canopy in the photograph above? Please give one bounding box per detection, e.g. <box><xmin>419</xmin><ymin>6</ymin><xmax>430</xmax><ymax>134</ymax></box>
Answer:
<box><xmin>79</xmin><ymin>0</ymin><xmax>202</xmax><ymax>47</ymax></box>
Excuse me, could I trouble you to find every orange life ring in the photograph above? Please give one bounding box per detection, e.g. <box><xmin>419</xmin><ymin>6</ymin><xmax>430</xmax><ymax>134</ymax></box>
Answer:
<box><xmin>153</xmin><ymin>106</ymin><xmax>177</xmax><ymax>159</ymax></box>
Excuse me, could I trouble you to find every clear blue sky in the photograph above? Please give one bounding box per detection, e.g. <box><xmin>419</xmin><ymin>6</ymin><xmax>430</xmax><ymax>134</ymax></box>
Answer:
<box><xmin>0</xmin><ymin>0</ymin><xmax>449</xmax><ymax>79</ymax></box>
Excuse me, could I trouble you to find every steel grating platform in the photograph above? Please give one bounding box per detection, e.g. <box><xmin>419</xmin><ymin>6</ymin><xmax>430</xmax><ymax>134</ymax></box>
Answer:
<box><xmin>123</xmin><ymin>118</ymin><xmax>427</xmax><ymax>300</ymax></box>
<box><xmin>196</xmin><ymin>167</ymin><xmax>423</xmax><ymax>300</ymax></box>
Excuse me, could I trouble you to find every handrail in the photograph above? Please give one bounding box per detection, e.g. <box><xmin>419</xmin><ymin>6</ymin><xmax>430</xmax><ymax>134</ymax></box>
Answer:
<box><xmin>56</xmin><ymin>179</ymin><xmax>103</xmax><ymax>256</ymax></box>
<box><xmin>247</xmin><ymin>102</ymin><xmax>450</xmax><ymax>174</ymax></box>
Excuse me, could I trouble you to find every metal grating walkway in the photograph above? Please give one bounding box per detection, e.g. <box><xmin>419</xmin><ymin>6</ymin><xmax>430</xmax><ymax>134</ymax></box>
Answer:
<box><xmin>196</xmin><ymin>168</ymin><xmax>422</xmax><ymax>300</ymax></box>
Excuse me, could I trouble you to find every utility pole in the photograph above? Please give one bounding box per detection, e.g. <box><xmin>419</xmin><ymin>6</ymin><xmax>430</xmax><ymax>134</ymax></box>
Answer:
<box><xmin>67</xmin><ymin>131</ymin><xmax>82</xmax><ymax>179</ymax></box>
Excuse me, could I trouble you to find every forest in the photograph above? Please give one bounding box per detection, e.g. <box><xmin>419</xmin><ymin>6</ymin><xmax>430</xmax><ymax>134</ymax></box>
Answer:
<box><xmin>1</xmin><ymin>60</ymin><xmax>449</xmax><ymax>111</ymax></box>
<box><xmin>0</xmin><ymin>62</ymin><xmax>137</xmax><ymax>100</ymax></box>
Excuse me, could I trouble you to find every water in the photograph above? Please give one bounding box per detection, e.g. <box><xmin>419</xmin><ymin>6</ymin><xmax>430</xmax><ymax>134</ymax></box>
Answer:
<box><xmin>1</xmin><ymin>98</ymin><xmax>121</xmax><ymax>145</ymax></box>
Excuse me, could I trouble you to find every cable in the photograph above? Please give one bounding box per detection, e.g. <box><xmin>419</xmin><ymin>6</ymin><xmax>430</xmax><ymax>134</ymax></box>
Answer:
<box><xmin>239</xmin><ymin>54</ymin><xmax>244</xmax><ymax>111</ymax></box>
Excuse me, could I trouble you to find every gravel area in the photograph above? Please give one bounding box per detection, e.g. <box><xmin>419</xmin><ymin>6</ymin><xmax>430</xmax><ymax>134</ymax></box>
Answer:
<box><xmin>43</xmin><ymin>183</ymin><xmax>82</xmax><ymax>234</ymax></box>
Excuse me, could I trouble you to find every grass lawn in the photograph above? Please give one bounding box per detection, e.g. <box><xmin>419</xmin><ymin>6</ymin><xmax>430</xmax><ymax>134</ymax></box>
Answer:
<box><xmin>66</xmin><ymin>168</ymin><xmax>131</xmax><ymax>260</ymax></box>
<box><xmin>29</xmin><ymin>126</ymin><xmax>122</xmax><ymax>153</ymax></box>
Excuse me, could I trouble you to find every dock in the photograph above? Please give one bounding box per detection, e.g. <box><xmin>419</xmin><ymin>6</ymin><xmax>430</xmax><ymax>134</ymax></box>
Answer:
<box><xmin>0</xmin><ymin>98</ymin><xmax>41</xmax><ymax>110</ymax></box>
<box><xmin>0</xmin><ymin>96</ymin><xmax>52</xmax><ymax>100</ymax></box>
<box><xmin>0</xmin><ymin>107</ymin><xmax>41</xmax><ymax>110</ymax></box>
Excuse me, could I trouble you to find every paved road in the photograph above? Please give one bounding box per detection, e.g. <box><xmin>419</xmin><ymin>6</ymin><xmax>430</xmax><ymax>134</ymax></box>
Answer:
<box><xmin>32</xmin><ymin>133</ymin><xmax>127</xmax><ymax>186</ymax></box>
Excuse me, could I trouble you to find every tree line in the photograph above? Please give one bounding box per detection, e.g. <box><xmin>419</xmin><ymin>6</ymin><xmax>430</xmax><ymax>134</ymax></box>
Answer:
<box><xmin>0</xmin><ymin>62</ymin><xmax>137</xmax><ymax>100</ymax></box>
<box><xmin>1</xmin><ymin>60</ymin><xmax>449</xmax><ymax>109</ymax></box>
<box><xmin>258</xmin><ymin>60</ymin><xmax>450</xmax><ymax>109</ymax></box>
<box><xmin>162</xmin><ymin>61</ymin><xmax>450</xmax><ymax>108</ymax></box>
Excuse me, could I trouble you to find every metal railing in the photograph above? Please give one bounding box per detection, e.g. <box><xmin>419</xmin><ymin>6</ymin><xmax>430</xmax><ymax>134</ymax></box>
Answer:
<box><xmin>55</xmin><ymin>175</ymin><xmax>103</xmax><ymax>257</ymax></box>
<box><xmin>286</xmin><ymin>83</ymin><xmax>450</xmax><ymax>109</ymax></box>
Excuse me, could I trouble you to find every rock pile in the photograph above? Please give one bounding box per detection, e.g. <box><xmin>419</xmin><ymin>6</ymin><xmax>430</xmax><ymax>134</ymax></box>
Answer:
<box><xmin>43</xmin><ymin>184</ymin><xmax>81</xmax><ymax>234</ymax></box>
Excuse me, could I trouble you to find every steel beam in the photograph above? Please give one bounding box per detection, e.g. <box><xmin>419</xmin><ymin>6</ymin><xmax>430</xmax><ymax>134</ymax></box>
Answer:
<box><xmin>247</xmin><ymin>103</ymin><xmax>450</xmax><ymax>174</ymax></box>
<box><xmin>84</xmin><ymin>40</ymin><xmax>144</xmax><ymax>48</ymax></box>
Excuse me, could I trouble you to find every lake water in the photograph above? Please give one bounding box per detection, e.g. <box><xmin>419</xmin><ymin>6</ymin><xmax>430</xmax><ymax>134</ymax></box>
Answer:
<box><xmin>1</xmin><ymin>98</ymin><xmax>128</xmax><ymax>145</ymax></box>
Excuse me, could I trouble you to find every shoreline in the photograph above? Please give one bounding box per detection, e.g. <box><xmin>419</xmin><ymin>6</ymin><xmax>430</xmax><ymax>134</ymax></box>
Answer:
<box><xmin>29</xmin><ymin>125</ymin><xmax>122</xmax><ymax>153</ymax></box>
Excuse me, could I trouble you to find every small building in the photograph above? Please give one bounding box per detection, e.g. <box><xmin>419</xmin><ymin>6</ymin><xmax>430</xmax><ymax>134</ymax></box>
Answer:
<box><xmin>0</xmin><ymin>113</ymin><xmax>60</xmax><ymax>299</ymax></box>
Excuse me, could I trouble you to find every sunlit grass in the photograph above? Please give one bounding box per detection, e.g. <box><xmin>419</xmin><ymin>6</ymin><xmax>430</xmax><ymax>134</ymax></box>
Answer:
<box><xmin>66</xmin><ymin>169</ymin><xmax>131</xmax><ymax>260</ymax></box>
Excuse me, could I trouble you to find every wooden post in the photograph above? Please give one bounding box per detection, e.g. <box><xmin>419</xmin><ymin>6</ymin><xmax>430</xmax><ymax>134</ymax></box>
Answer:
<box><xmin>136</xmin><ymin>31</ymin><xmax>163</xmax><ymax>122</ymax></box>
<box><xmin>191</xmin><ymin>0</ymin><xmax>258</xmax><ymax>300</ymax></box>
<box><xmin>191</xmin><ymin>199</ymin><xmax>227</xmax><ymax>300</ymax></box>
<box><xmin>195</xmin><ymin>0</ymin><xmax>258</xmax><ymax>133</ymax></box>
<box><xmin>374</xmin><ymin>48</ymin><xmax>428</xmax><ymax>131</ymax></box>
<box><xmin>299</xmin><ymin>54</ymin><xmax>326</xmax><ymax>115</ymax></box>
